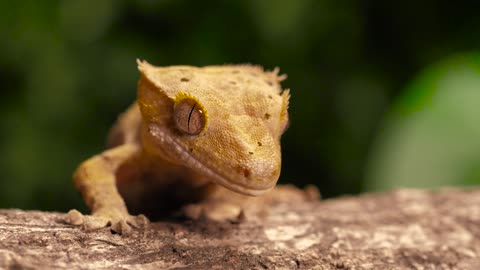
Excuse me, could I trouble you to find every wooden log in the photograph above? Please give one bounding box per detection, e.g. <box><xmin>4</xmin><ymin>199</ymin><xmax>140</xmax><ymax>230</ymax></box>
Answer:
<box><xmin>1</xmin><ymin>186</ymin><xmax>479</xmax><ymax>269</ymax></box>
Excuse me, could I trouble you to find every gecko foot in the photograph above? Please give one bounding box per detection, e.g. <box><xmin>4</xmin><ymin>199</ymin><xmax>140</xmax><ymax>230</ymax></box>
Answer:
<box><xmin>66</xmin><ymin>209</ymin><xmax>149</xmax><ymax>235</ymax></box>
<box><xmin>182</xmin><ymin>202</ymin><xmax>246</xmax><ymax>223</ymax></box>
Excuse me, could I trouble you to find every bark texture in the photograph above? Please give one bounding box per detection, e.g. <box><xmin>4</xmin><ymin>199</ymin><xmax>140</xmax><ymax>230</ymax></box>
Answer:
<box><xmin>1</xmin><ymin>186</ymin><xmax>480</xmax><ymax>269</ymax></box>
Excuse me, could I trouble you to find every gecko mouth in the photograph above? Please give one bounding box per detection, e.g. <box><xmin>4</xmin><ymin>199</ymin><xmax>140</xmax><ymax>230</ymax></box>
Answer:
<box><xmin>146</xmin><ymin>124</ymin><xmax>275</xmax><ymax>196</ymax></box>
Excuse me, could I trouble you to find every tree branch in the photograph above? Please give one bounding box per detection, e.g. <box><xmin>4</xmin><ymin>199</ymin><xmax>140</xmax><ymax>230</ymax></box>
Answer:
<box><xmin>1</xmin><ymin>186</ymin><xmax>479</xmax><ymax>269</ymax></box>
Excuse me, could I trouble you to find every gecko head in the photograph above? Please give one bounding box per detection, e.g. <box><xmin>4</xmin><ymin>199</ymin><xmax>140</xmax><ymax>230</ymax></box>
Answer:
<box><xmin>136</xmin><ymin>60</ymin><xmax>289</xmax><ymax>196</ymax></box>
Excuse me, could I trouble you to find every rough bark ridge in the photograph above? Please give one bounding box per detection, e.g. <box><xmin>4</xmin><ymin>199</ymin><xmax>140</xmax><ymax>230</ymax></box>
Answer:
<box><xmin>1</xmin><ymin>187</ymin><xmax>480</xmax><ymax>269</ymax></box>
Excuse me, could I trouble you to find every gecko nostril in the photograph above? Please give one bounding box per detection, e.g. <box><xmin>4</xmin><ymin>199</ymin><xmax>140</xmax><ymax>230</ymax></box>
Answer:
<box><xmin>236</xmin><ymin>166</ymin><xmax>251</xmax><ymax>178</ymax></box>
<box><xmin>243</xmin><ymin>168</ymin><xmax>251</xmax><ymax>178</ymax></box>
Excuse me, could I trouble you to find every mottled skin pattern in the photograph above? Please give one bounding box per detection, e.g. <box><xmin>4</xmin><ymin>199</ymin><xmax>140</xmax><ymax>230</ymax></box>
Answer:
<box><xmin>66</xmin><ymin>60</ymin><xmax>290</xmax><ymax>234</ymax></box>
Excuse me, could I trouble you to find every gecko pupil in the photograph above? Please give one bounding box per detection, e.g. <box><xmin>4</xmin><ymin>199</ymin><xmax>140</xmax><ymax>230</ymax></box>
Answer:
<box><xmin>187</xmin><ymin>103</ymin><xmax>197</xmax><ymax>132</ymax></box>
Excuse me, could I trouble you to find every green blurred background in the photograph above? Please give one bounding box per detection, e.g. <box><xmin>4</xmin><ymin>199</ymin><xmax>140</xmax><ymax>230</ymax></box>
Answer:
<box><xmin>1</xmin><ymin>0</ymin><xmax>480</xmax><ymax>212</ymax></box>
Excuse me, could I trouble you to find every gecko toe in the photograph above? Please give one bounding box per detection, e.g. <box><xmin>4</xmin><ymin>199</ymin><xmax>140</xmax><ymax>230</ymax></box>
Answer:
<box><xmin>127</xmin><ymin>214</ymin><xmax>149</xmax><ymax>229</ymax></box>
<box><xmin>83</xmin><ymin>216</ymin><xmax>110</xmax><ymax>230</ymax></box>
<box><xmin>66</xmin><ymin>209</ymin><xmax>110</xmax><ymax>230</ymax></box>
<box><xmin>111</xmin><ymin>220</ymin><xmax>132</xmax><ymax>235</ymax></box>
<box><xmin>66</xmin><ymin>209</ymin><xmax>84</xmax><ymax>225</ymax></box>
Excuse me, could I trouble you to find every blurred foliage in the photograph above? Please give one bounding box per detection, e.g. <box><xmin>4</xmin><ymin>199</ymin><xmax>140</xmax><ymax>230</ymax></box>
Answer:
<box><xmin>365</xmin><ymin>53</ymin><xmax>480</xmax><ymax>190</ymax></box>
<box><xmin>0</xmin><ymin>0</ymin><xmax>479</xmax><ymax>211</ymax></box>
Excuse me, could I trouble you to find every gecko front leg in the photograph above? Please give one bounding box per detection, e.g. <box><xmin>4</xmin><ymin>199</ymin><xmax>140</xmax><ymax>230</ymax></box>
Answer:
<box><xmin>66</xmin><ymin>144</ymin><xmax>148</xmax><ymax>235</ymax></box>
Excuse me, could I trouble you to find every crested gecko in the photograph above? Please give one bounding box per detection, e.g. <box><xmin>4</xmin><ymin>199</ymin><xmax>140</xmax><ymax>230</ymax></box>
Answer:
<box><xmin>66</xmin><ymin>60</ymin><xmax>290</xmax><ymax>234</ymax></box>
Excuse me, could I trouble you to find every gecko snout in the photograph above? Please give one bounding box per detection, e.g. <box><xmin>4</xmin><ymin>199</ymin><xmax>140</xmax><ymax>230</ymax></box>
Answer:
<box><xmin>234</xmin><ymin>155</ymin><xmax>281</xmax><ymax>191</ymax></box>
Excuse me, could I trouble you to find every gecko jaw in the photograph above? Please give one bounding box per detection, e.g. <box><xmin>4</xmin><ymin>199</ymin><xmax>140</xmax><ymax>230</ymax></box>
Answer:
<box><xmin>146</xmin><ymin>124</ymin><xmax>275</xmax><ymax>196</ymax></box>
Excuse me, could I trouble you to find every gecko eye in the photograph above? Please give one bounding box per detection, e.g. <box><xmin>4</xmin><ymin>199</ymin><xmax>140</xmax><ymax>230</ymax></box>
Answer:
<box><xmin>173</xmin><ymin>98</ymin><xmax>206</xmax><ymax>135</ymax></box>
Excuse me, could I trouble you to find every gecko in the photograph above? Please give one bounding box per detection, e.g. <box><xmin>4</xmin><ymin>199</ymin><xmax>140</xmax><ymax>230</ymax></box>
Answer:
<box><xmin>66</xmin><ymin>60</ymin><xmax>291</xmax><ymax>234</ymax></box>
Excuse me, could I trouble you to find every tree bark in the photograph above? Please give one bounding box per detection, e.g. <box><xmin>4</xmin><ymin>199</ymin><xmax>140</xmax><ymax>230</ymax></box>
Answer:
<box><xmin>1</xmin><ymin>186</ymin><xmax>480</xmax><ymax>269</ymax></box>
